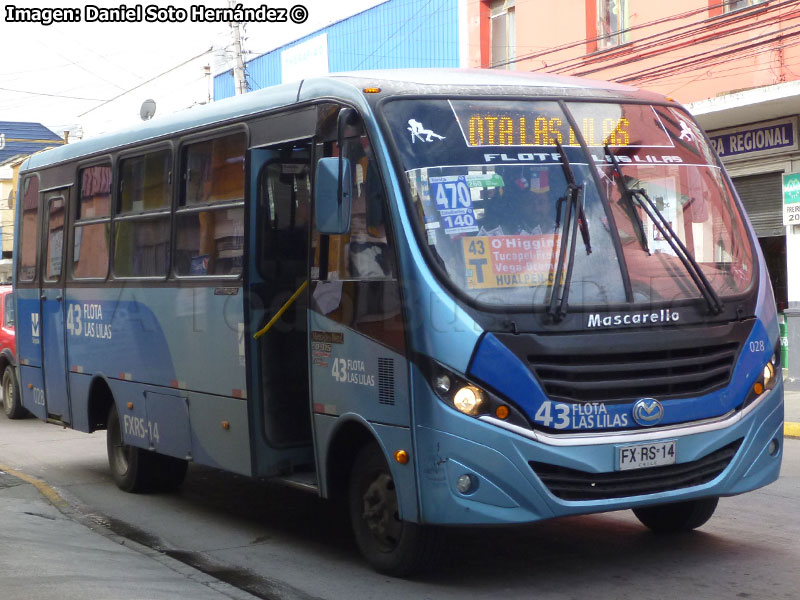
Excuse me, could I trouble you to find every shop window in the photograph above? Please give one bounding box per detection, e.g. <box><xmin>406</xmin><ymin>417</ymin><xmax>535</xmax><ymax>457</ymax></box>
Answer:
<box><xmin>18</xmin><ymin>176</ymin><xmax>39</xmax><ymax>282</ymax></box>
<box><xmin>74</xmin><ymin>164</ymin><xmax>111</xmax><ymax>279</ymax></box>
<box><xmin>177</xmin><ymin>133</ymin><xmax>245</xmax><ymax>276</ymax></box>
<box><xmin>597</xmin><ymin>0</ymin><xmax>629</xmax><ymax>50</ymax></box>
<box><xmin>489</xmin><ymin>0</ymin><xmax>515</xmax><ymax>69</ymax></box>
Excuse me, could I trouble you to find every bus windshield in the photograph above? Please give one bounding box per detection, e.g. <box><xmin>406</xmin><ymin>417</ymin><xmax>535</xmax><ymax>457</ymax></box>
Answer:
<box><xmin>381</xmin><ymin>99</ymin><xmax>754</xmax><ymax>310</ymax></box>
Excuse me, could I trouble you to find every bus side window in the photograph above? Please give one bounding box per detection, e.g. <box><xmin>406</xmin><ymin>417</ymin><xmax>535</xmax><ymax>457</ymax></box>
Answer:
<box><xmin>73</xmin><ymin>164</ymin><xmax>111</xmax><ymax>280</ymax></box>
<box><xmin>311</xmin><ymin>133</ymin><xmax>404</xmax><ymax>351</ymax></box>
<box><xmin>176</xmin><ymin>133</ymin><xmax>246</xmax><ymax>277</ymax></box>
<box><xmin>44</xmin><ymin>194</ymin><xmax>66</xmax><ymax>281</ymax></box>
<box><xmin>114</xmin><ymin>151</ymin><xmax>171</xmax><ymax>278</ymax></box>
<box><xmin>18</xmin><ymin>175</ymin><xmax>39</xmax><ymax>283</ymax></box>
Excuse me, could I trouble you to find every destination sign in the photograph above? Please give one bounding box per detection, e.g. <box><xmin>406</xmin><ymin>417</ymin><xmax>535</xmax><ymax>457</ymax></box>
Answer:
<box><xmin>463</xmin><ymin>234</ymin><xmax>560</xmax><ymax>289</ymax></box>
<box><xmin>447</xmin><ymin>100</ymin><xmax>676</xmax><ymax>149</ymax></box>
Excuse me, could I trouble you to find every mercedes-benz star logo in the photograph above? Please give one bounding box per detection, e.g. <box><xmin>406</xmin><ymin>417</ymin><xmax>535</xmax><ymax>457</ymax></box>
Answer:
<box><xmin>632</xmin><ymin>398</ymin><xmax>664</xmax><ymax>426</ymax></box>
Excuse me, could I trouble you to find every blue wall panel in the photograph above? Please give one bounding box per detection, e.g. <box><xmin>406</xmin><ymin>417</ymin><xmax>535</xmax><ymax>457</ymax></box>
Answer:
<box><xmin>213</xmin><ymin>74</ymin><xmax>236</xmax><ymax>101</ymax></box>
<box><xmin>214</xmin><ymin>0</ymin><xmax>459</xmax><ymax>100</ymax></box>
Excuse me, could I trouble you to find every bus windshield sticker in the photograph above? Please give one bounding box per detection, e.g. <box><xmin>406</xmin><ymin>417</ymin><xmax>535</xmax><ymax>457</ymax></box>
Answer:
<box><xmin>463</xmin><ymin>234</ymin><xmax>560</xmax><ymax>289</ymax></box>
<box><xmin>429</xmin><ymin>175</ymin><xmax>478</xmax><ymax>235</ymax></box>
<box><xmin>408</xmin><ymin>118</ymin><xmax>446</xmax><ymax>144</ymax></box>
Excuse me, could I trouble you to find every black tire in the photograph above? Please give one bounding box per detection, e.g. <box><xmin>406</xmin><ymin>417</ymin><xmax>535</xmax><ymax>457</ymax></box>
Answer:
<box><xmin>348</xmin><ymin>443</ymin><xmax>443</xmax><ymax>576</ymax></box>
<box><xmin>2</xmin><ymin>367</ymin><xmax>26</xmax><ymax>420</ymax></box>
<box><xmin>106</xmin><ymin>404</ymin><xmax>188</xmax><ymax>493</ymax></box>
<box><xmin>633</xmin><ymin>497</ymin><xmax>719</xmax><ymax>533</ymax></box>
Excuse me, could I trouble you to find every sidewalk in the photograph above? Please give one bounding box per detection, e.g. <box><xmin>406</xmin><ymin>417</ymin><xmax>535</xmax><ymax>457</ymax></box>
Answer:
<box><xmin>0</xmin><ymin>467</ymin><xmax>256</xmax><ymax>600</ymax></box>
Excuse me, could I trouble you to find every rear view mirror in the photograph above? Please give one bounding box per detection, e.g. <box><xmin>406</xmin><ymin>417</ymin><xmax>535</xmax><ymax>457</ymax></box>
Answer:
<box><xmin>314</xmin><ymin>157</ymin><xmax>352</xmax><ymax>235</ymax></box>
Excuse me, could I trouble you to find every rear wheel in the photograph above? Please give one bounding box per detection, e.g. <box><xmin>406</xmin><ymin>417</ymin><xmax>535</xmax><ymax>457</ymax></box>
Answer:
<box><xmin>106</xmin><ymin>404</ymin><xmax>188</xmax><ymax>493</ymax></box>
<box><xmin>349</xmin><ymin>443</ymin><xmax>443</xmax><ymax>576</ymax></box>
<box><xmin>2</xmin><ymin>367</ymin><xmax>26</xmax><ymax>420</ymax></box>
<box><xmin>633</xmin><ymin>497</ymin><xmax>719</xmax><ymax>532</ymax></box>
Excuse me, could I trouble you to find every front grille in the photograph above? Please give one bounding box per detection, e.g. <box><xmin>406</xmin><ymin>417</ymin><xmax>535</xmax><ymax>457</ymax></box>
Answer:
<box><xmin>491</xmin><ymin>320</ymin><xmax>754</xmax><ymax>405</ymax></box>
<box><xmin>530</xmin><ymin>439</ymin><xmax>742</xmax><ymax>501</ymax></box>
<box><xmin>529</xmin><ymin>342</ymin><xmax>739</xmax><ymax>402</ymax></box>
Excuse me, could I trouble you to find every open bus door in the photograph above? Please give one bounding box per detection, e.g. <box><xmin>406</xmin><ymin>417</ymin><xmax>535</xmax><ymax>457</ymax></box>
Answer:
<box><xmin>245</xmin><ymin>109</ymin><xmax>319</xmax><ymax>477</ymax></box>
<box><xmin>39</xmin><ymin>188</ymin><xmax>70</xmax><ymax>423</ymax></box>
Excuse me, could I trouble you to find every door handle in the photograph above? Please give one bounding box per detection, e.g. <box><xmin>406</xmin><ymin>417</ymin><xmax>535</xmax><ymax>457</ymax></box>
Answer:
<box><xmin>56</xmin><ymin>294</ymin><xmax>63</xmax><ymax>301</ymax></box>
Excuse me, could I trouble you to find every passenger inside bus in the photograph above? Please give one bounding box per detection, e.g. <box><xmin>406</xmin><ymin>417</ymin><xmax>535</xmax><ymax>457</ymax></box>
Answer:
<box><xmin>479</xmin><ymin>165</ymin><xmax>561</xmax><ymax>236</ymax></box>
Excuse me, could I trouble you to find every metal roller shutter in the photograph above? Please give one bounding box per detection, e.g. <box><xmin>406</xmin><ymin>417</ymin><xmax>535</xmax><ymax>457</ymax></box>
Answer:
<box><xmin>732</xmin><ymin>173</ymin><xmax>784</xmax><ymax>238</ymax></box>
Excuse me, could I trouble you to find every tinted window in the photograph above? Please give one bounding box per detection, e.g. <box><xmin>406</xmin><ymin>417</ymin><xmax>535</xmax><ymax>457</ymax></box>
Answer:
<box><xmin>18</xmin><ymin>176</ymin><xmax>39</xmax><ymax>282</ymax></box>
<box><xmin>74</xmin><ymin>164</ymin><xmax>111</xmax><ymax>279</ymax></box>
<box><xmin>176</xmin><ymin>133</ymin><xmax>245</xmax><ymax>277</ymax></box>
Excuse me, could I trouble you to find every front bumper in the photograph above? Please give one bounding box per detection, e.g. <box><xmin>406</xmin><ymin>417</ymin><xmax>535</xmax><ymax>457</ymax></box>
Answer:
<box><xmin>414</xmin><ymin>378</ymin><xmax>783</xmax><ymax>526</ymax></box>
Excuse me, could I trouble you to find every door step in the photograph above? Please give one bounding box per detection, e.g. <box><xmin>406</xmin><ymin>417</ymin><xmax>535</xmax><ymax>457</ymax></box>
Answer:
<box><xmin>272</xmin><ymin>470</ymin><xmax>319</xmax><ymax>493</ymax></box>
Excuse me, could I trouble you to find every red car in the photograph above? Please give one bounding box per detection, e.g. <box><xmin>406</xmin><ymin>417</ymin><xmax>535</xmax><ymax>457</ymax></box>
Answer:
<box><xmin>0</xmin><ymin>285</ymin><xmax>23</xmax><ymax>419</ymax></box>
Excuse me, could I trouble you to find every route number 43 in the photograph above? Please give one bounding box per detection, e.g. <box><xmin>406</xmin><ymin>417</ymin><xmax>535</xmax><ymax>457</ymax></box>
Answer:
<box><xmin>65</xmin><ymin>303</ymin><xmax>82</xmax><ymax>336</ymax></box>
<box><xmin>534</xmin><ymin>401</ymin><xmax>570</xmax><ymax>429</ymax></box>
<box><xmin>331</xmin><ymin>358</ymin><xmax>348</xmax><ymax>383</ymax></box>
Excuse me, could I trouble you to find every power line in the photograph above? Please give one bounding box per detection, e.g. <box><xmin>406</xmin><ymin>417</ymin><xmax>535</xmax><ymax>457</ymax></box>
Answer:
<box><xmin>543</xmin><ymin>1</ymin><xmax>800</xmax><ymax>75</ymax></box>
<box><xmin>78</xmin><ymin>47</ymin><xmax>214</xmax><ymax>117</ymax></box>
<box><xmin>496</xmin><ymin>0</ymin><xmax>799</xmax><ymax>71</ymax></box>
<box><xmin>0</xmin><ymin>86</ymin><xmax>108</xmax><ymax>102</ymax></box>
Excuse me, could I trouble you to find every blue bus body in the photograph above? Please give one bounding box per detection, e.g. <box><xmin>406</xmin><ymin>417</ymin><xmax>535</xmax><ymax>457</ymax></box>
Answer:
<box><xmin>13</xmin><ymin>70</ymin><xmax>782</xmax><ymax>573</ymax></box>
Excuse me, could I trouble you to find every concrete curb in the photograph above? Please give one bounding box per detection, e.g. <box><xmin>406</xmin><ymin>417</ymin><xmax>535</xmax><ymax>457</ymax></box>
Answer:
<box><xmin>786</xmin><ymin>422</ymin><xmax>800</xmax><ymax>439</ymax></box>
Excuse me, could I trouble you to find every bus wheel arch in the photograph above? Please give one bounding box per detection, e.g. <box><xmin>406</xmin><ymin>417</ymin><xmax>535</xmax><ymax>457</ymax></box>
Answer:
<box><xmin>325</xmin><ymin>417</ymin><xmax>443</xmax><ymax>576</ymax></box>
<box><xmin>324</xmin><ymin>417</ymin><xmax>376</xmax><ymax>504</ymax></box>
<box><xmin>347</xmin><ymin>440</ymin><xmax>444</xmax><ymax>576</ymax></box>
<box><xmin>103</xmin><ymin>389</ymin><xmax>188</xmax><ymax>494</ymax></box>
<box><xmin>87</xmin><ymin>375</ymin><xmax>114</xmax><ymax>432</ymax></box>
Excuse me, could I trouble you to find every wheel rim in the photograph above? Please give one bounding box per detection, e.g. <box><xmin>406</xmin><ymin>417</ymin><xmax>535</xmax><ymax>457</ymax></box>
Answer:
<box><xmin>109</xmin><ymin>421</ymin><xmax>132</xmax><ymax>477</ymax></box>
<box><xmin>361</xmin><ymin>472</ymin><xmax>402</xmax><ymax>551</ymax></box>
<box><xmin>2</xmin><ymin>376</ymin><xmax>12</xmax><ymax>412</ymax></box>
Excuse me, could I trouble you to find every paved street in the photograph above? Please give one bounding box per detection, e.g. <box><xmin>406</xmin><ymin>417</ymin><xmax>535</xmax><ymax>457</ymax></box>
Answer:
<box><xmin>0</xmin><ymin>391</ymin><xmax>798</xmax><ymax>600</ymax></box>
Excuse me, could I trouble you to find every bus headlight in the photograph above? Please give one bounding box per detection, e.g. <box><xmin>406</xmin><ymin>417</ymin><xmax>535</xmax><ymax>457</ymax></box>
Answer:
<box><xmin>763</xmin><ymin>362</ymin><xmax>775</xmax><ymax>388</ymax></box>
<box><xmin>743</xmin><ymin>344</ymin><xmax>780</xmax><ymax>408</ymax></box>
<box><xmin>418</xmin><ymin>355</ymin><xmax>531</xmax><ymax>429</ymax></box>
<box><xmin>453</xmin><ymin>385</ymin><xmax>484</xmax><ymax>416</ymax></box>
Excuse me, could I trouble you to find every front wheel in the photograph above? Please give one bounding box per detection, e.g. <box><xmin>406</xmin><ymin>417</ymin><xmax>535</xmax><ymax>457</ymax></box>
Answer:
<box><xmin>633</xmin><ymin>497</ymin><xmax>719</xmax><ymax>533</ymax></box>
<box><xmin>348</xmin><ymin>443</ymin><xmax>443</xmax><ymax>576</ymax></box>
<box><xmin>106</xmin><ymin>404</ymin><xmax>188</xmax><ymax>493</ymax></box>
<box><xmin>2</xmin><ymin>367</ymin><xmax>26</xmax><ymax>420</ymax></box>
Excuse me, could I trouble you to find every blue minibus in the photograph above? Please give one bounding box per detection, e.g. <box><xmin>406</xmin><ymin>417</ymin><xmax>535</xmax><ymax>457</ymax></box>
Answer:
<box><xmin>13</xmin><ymin>70</ymin><xmax>783</xmax><ymax>575</ymax></box>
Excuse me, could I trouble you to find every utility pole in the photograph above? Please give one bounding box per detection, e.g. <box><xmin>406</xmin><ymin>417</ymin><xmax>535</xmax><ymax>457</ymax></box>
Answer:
<box><xmin>229</xmin><ymin>0</ymin><xmax>247</xmax><ymax>95</ymax></box>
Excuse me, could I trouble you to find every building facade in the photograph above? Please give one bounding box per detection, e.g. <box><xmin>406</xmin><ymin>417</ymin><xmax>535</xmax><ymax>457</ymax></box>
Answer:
<box><xmin>214</xmin><ymin>0</ymin><xmax>466</xmax><ymax>99</ymax></box>
<box><xmin>468</xmin><ymin>0</ymin><xmax>800</xmax><ymax>373</ymax></box>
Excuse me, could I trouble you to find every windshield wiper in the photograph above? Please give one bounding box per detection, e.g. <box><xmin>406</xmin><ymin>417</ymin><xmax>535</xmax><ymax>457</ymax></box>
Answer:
<box><xmin>548</xmin><ymin>141</ymin><xmax>588</xmax><ymax>322</ymax></box>
<box><xmin>606</xmin><ymin>144</ymin><xmax>649</xmax><ymax>253</ymax></box>
<box><xmin>605</xmin><ymin>147</ymin><xmax>723</xmax><ymax>315</ymax></box>
<box><xmin>630</xmin><ymin>186</ymin><xmax>724</xmax><ymax>314</ymax></box>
